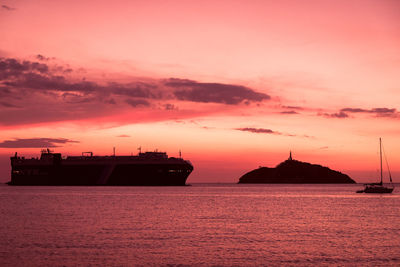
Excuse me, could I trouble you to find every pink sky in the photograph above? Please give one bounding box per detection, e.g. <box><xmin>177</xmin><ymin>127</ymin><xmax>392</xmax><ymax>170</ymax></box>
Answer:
<box><xmin>0</xmin><ymin>0</ymin><xmax>399</xmax><ymax>183</ymax></box>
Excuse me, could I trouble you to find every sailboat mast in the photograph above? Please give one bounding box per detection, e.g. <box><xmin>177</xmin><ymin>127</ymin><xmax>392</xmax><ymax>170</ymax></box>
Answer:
<box><xmin>380</xmin><ymin>137</ymin><xmax>383</xmax><ymax>185</ymax></box>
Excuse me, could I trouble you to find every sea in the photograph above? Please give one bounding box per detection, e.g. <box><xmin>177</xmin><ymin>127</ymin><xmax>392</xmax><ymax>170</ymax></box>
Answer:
<box><xmin>0</xmin><ymin>183</ymin><xmax>399</xmax><ymax>266</ymax></box>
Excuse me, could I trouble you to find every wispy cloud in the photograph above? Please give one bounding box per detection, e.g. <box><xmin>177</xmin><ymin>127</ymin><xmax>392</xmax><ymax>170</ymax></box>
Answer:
<box><xmin>36</xmin><ymin>54</ymin><xmax>51</xmax><ymax>61</ymax></box>
<box><xmin>319</xmin><ymin>111</ymin><xmax>349</xmax><ymax>118</ymax></box>
<box><xmin>236</xmin><ymin>127</ymin><xmax>279</xmax><ymax>134</ymax></box>
<box><xmin>235</xmin><ymin>127</ymin><xmax>314</xmax><ymax>139</ymax></box>
<box><xmin>280</xmin><ymin>110</ymin><xmax>299</xmax><ymax>115</ymax></box>
<box><xmin>0</xmin><ymin>101</ymin><xmax>19</xmax><ymax>108</ymax></box>
<box><xmin>341</xmin><ymin>107</ymin><xmax>398</xmax><ymax>117</ymax></box>
<box><xmin>1</xmin><ymin>5</ymin><xmax>15</xmax><ymax>11</ymax></box>
<box><xmin>117</xmin><ymin>135</ymin><xmax>130</xmax><ymax>138</ymax></box>
<box><xmin>320</xmin><ymin>107</ymin><xmax>399</xmax><ymax>119</ymax></box>
<box><xmin>281</xmin><ymin>105</ymin><xmax>303</xmax><ymax>110</ymax></box>
<box><xmin>0</xmin><ymin>138</ymin><xmax>79</xmax><ymax>148</ymax></box>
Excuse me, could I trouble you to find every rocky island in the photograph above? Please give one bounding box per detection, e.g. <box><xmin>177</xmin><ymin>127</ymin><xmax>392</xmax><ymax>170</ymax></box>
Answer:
<box><xmin>238</xmin><ymin>152</ymin><xmax>355</xmax><ymax>184</ymax></box>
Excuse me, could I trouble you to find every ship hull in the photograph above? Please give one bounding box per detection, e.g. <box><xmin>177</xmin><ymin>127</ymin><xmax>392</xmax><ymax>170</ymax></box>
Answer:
<box><xmin>9</xmin><ymin>161</ymin><xmax>193</xmax><ymax>186</ymax></box>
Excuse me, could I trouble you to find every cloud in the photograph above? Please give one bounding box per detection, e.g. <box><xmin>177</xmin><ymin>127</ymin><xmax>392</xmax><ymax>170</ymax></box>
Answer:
<box><xmin>340</xmin><ymin>108</ymin><xmax>367</xmax><ymax>113</ymax></box>
<box><xmin>36</xmin><ymin>54</ymin><xmax>51</xmax><ymax>61</ymax></box>
<box><xmin>0</xmin><ymin>58</ymin><xmax>49</xmax><ymax>79</ymax></box>
<box><xmin>110</xmin><ymin>81</ymin><xmax>159</xmax><ymax>98</ymax></box>
<box><xmin>236</xmin><ymin>127</ymin><xmax>280</xmax><ymax>135</ymax></box>
<box><xmin>0</xmin><ymin>101</ymin><xmax>19</xmax><ymax>108</ymax></box>
<box><xmin>331</xmin><ymin>111</ymin><xmax>349</xmax><ymax>118</ymax></box>
<box><xmin>163</xmin><ymin>103</ymin><xmax>177</xmax><ymax>110</ymax></box>
<box><xmin>61</xmin><ymin>92</ymin><xmax>94</xmax><ymax>104</ymax></box>
<box><xmin>125</xmin><ymin>98</ymin><xmax>151</xmax><ymax>107</ymax></box>
<box><xmin>7</xmin><ymin>73</ymin><xmax>99</xmax><ymax>93</ymax></box>
<box><xmin>319</xmin><ymin>111</ymin><xmax>349</xmax><ymax>118</ymax></box>
<box><xmin>280</xmin><ymin>110</ymin><xmax>299</xmax><ymax>114</ymax></box>
<box><xmin>0</xmin><ymin>138</ymin><xmax>79</xmax><ymax>148</ymax></box>
<box><xmin>0</xmin><ymin>57</ymin><xmax>272</xmax><ymax>126</ymax></box>
<box><xmin>235</xmin><ymin>127</ymin><xmax>314</xmax><ymax>139</ymax></box>
<box><xmin>165</xmin><ymin>78</ymin><xmax>270</xmax><ymax>105</ymax></box>
<box><xmin>1</xmin><ymin>5</ymin><xmax>15</xmax><ymax>11</ymax></box>
<box><xmin>340</xmin><ymin>107</ymin><xmax>398</xmax><ymax>117</ymax></box>
<box><xmin>371</xmin><ymin>108</ymin><xmax>397</xmax><ymax>114</ymax></box>
<box><xmin>281</xmin><ymin>105</ymin><xmax>303</xmax><ymax>110</ymax></box>
<box><xmin>117</xmin><ymin>135</ymin><xmax>130</xmax><ymax>138</ymax></box>
<box><xmin>319</xmin><ymin>107</ymin><xmax>399</xmax><ymax>119</ymax></box>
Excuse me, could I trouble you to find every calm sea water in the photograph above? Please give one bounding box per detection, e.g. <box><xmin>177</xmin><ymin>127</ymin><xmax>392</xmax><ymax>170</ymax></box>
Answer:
<box><xmin>0</xmin><ymin>183</ymin><xmax>399</xmax><ymax>266</ymax></box>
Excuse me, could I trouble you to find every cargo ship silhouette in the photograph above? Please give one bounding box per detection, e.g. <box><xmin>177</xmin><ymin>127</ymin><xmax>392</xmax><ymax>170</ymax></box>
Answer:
<box><xmin>9</xmin><ymin>149</ymin><xmax>193</xmax><ymax>186</ymax></box>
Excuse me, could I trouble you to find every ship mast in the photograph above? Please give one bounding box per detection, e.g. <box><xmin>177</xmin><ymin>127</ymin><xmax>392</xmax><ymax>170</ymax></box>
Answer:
<box><xmin>380</xmin><ymin>137</ymin><xmax>383</xmax><ymax>185</ymax></box>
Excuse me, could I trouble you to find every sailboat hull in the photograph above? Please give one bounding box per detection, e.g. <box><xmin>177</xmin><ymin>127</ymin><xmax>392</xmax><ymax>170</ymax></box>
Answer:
<box><xmin>363</xmin><ymin>186</ymin><xmax>393</xmax><ymax>193</ymax></box>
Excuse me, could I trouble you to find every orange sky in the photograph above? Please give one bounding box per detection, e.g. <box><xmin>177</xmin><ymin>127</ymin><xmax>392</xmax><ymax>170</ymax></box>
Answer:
<box><xmin>0</xmin><ymin>0</ymin><xmax>399</xmax><ymax>183</ymax></box>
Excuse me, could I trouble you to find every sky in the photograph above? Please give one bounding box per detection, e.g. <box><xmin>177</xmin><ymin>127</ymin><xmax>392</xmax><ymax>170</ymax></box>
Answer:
<box><xmin>0</xmin><ymin>0</ymin><xmax>399</xmax><ymax>183</ymax></box>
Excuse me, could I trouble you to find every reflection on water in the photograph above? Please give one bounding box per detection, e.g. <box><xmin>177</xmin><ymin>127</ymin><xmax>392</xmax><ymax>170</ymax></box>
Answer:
<box><xmin>0</xmin><ymin>184</ymin><xmax>399</xmax><ymax>266</ymax></box>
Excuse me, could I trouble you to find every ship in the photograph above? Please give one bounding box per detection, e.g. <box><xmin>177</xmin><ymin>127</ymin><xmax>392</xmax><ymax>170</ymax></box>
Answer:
<box><xmin>356</xmin><ymin>138</ymin><xmax>394</xmax><ymax>193</ymax></box>
<box><xmin>8</xmin><ymin>149</ymin><xmax>193</xmax><ymax>186</ymax></box>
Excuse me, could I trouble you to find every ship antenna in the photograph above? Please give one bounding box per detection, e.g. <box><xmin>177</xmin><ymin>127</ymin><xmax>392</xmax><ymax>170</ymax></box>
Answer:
<box><xmin>179</xmin><ymin>149</ymin><xmax>182</xmax><ymax>159</ymax></box>
<box><xmin>113</xmin><ymin>147</ymin><xmax>116</xmax><ymax>157</ymax></box>
<box><xmin>289</xmin><ymin>151</ymin><xmax>293</xmax><ymax>161</ymax></box>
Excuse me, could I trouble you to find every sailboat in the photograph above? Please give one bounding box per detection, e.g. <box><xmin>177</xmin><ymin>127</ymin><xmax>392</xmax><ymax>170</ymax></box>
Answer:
<box><xmin>357</xmin><ymin>138</ymin><xmax>394</xmax><ymax>193</ymax></box>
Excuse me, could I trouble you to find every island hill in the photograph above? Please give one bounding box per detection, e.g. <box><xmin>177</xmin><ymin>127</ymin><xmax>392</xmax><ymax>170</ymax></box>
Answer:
<box><xmin>238</xmin><ymin>152</ymin><xmax>355</xmax><ymax>184</ymax></box>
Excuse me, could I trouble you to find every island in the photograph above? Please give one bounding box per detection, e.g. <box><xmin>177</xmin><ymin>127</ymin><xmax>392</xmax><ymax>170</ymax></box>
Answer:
<box><xmin>238</xmin><ymin>152</ymin><xmax>355</xmax><ymax>184</ymax></box>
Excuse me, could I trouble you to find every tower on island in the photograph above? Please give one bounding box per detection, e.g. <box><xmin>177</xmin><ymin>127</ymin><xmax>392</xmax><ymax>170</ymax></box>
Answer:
<box><xmin>288</xmin><ymin>151</ymin><xmax>293</xmax><ymax>161</ymax></box>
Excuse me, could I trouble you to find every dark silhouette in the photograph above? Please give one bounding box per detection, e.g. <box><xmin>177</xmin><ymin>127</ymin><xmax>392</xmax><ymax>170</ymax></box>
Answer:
<box><xmin>238</xmin><ymin>152</ymin><xmax>355</xmax><ymax>184</ymax></box>
<box><xmin>356</xmin><ymin>138</ymin><xmax>394</xmax><ymax>193</ymax></box>
<box><xmin>8</xmin><ymin>149</ymin><xmax>193</xmax><ymax>186</ymax></box>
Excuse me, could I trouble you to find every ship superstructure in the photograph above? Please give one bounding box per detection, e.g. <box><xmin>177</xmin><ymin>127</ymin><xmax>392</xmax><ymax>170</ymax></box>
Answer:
<box><xmin>9</xmin><ymin>149</ymin><xmax>193</xmax><ymax>186</ymax></box>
